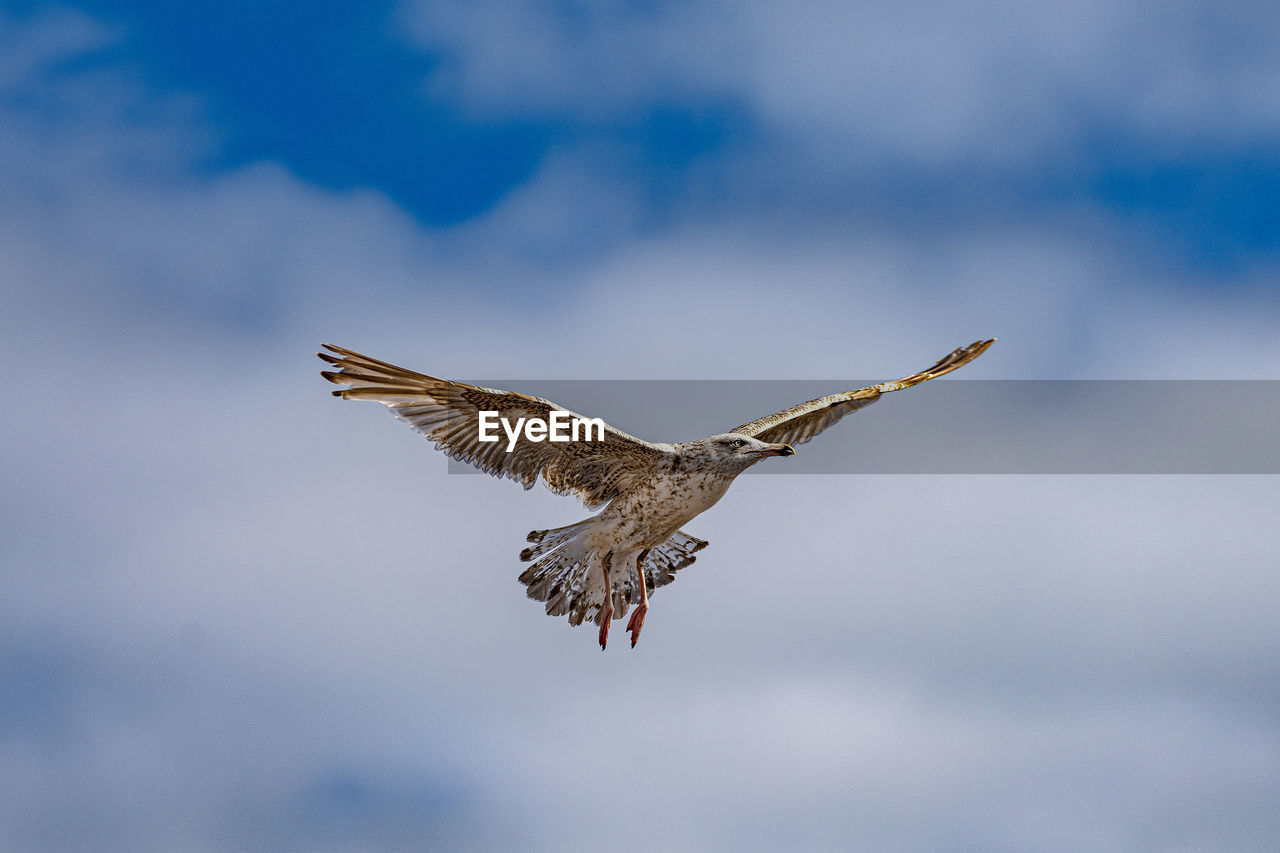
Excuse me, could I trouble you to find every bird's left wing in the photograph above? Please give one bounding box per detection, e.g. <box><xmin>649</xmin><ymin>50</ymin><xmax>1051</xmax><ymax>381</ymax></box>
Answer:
<box><xmin>731</xmin><ymin>339</ymin><xmax>995</xmax><ymax>447</ymax></box>
<box><xmin>320</xmin><ymin>344</ymin><xmax>665</xmax><ymax>508</ymax></box>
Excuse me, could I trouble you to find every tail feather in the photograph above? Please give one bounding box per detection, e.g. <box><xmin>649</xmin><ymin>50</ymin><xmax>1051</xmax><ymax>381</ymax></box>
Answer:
<box><xmin>644</xmin><ymin>530</ymin><xmax>708</xmax><ymax>591</ymax></box>
<box><xmin>520</xmin><ymin>518</ymin><xmax>593</xmax><ymax>562</ymax></box>
<box><xmin>519</xmin><ymin>523</ymin><xmax>709</xmax><ymax>628</ymax></box>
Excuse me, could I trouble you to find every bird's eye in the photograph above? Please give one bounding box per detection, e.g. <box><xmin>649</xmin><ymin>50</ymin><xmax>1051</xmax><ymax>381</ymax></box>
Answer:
<box><xmin>731</xmin><ymin>439</ymin><xmax>745</xmax><ymax>448</ymax></box>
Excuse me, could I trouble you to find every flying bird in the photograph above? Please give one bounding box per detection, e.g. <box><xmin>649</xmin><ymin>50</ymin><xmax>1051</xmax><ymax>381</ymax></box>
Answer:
<box><xmin>320</xmin><ymin>339</ymin><xmax>994</xmax><ymax>649</ymax></box>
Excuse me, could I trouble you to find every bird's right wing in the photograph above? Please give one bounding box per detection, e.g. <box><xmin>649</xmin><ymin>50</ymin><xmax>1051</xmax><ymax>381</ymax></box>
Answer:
<box><xmin>320</xmin><ymin>345</ymin><xmax>665</xmax><ymax>508</ymax></box>
<box><xmin>731</xmin><ymin>339</ymin><xmax>995</xmax><ymax>447</ymax></box>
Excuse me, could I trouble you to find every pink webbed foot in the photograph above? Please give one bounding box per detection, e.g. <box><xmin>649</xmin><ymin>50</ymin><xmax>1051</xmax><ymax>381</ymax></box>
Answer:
<box><xmin>628</xmin><ymin>549</ymin><xmax>651</xmax><ymax>648</ymax></box>
<box><xmin>598</xmin><ymin>601</ymin><xmax>613</xmax><ymax>650</ymax></box>
<box><xmin>626</xmin><ymin>603</ymin><xmax>648</xmax><ymax>648</ymax></box>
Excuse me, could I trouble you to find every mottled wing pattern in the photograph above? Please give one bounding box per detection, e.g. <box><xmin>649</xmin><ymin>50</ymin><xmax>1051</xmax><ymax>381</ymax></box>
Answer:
<box><xmin>732</xmin><ymin>339</ymin><xmax>995</xmax><ymax>447</ymax></box>
<box><xmin>320</xmin><ymin>344</ymin><xmax>665</xmax><ymax>508</ymax></box>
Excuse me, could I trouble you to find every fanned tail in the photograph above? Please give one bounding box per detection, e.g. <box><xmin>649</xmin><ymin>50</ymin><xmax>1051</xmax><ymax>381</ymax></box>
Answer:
<box><xmin>519</xmin><ymin>520</ymin><xmax>596</xmax><ymax>624</ymax></box>
<box><xmin>519</xmin><ymin>524</ymin><xmax>709</xmax><ymax>628</ymax></box>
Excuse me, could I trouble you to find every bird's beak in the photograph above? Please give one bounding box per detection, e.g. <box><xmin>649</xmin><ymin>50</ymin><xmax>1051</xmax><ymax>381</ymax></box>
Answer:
<box><xmin>752</xmin><ymin>443</ymin><xmax>796</xmax><ymax>457</ymax></box>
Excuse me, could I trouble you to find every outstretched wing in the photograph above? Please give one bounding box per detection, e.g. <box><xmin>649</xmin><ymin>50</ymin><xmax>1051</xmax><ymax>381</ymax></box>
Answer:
<box><xmin>731</xmin><ymin>339</ymin><xmax>995</xmax><ymax>447</ymax></box>
<box><xmin>320</xmin><ymin>344</ymin><xmax>664</xmax><ymax>508</ymax></box>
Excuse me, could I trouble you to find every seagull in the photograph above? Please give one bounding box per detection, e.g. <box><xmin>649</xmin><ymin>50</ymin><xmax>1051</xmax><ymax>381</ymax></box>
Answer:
<box><xmin>320</xmin><ymin>338</ymin><xmax>994</xmax><ymax>649</ymax></box>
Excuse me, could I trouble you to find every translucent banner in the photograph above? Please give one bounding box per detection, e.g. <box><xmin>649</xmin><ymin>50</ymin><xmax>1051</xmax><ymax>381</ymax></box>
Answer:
<box><xmin>445</xmin><ymin>380</ymin><xmax>1280</xmax><ymax>475</ymax></box>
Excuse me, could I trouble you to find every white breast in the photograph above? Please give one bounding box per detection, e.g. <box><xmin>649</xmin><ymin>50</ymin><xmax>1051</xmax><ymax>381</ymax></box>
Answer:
<box><xmin>597</xmin><ymin>470</ymin><xmax>733</xmax><ymax>550</ymax></box>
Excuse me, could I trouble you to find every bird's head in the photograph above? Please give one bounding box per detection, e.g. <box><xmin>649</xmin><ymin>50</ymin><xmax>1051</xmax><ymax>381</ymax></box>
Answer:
<box><xmin>683</xmin><ymin>433</ymin><xmax>796</xmax><ymax>473</ymax></box>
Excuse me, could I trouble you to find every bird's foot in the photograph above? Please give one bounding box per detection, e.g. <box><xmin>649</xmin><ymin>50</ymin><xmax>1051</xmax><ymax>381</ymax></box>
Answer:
<box><xmin>626</xmin><ymin>603</ymin><xmax>648</xmax><ymax>648</ymax></box>
<box><xmin>598</xmin><ymin>603</ymin><xmax>613</xmax><ymax>650</ymax></box>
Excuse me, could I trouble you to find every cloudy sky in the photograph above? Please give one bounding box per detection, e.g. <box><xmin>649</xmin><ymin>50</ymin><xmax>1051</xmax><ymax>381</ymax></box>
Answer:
<box><xmin>3</xmin><ymin>1</ymin><xmax>1279</xmax><ymax>850</ymax></box>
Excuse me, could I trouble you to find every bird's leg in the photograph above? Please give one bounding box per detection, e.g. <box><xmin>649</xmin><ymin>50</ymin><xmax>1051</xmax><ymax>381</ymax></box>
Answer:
<box><xmin>598</xmin><ymin>550</ymin><xmax>613</xmax><ymax>650</ymax></box>
<box><xmin>627</xmin><ymin>549</ymin><xmax>650</xmax><ymax>648</ymax></box>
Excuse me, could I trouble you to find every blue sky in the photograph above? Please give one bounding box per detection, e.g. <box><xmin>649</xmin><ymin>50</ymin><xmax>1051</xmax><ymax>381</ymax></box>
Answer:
<box><xmin>60</xmin><ymin>0</ymin><xmax>549</xmax><ymax>223</ymax></box>
<box><xmin>27</xmin><ymin>0</ymin><xmax>1280</xmax><ymax>266</ymax></box>
<box><xmin>3</xmin><ymin>1</ymin><xmax>1280</xmax><ymax>851</ymax></box>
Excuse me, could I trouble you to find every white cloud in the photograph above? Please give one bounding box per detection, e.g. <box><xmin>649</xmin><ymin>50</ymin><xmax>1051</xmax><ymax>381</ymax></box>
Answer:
<box><xmin>401</xmin><ymin>0</ymin><xmax>1280</xmax><ymax>166</ymax></box>
<box><xmin>0</xmin><ymin>8</ymin><xmax>115</xmax><ymax>87</ymax></box>
<box><xmin>402</xmin><ymin>0</ymin><xmax>744</xmax><ymax>117</ymax></box>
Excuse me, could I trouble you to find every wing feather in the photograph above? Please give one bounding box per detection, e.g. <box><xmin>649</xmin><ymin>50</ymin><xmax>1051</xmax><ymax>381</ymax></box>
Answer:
<box><xmin>320</xmin><ymin>344</ymin><xmax>664</xmax><ymax>507</ymax></box>
<box><xmin>732</xmin><ymin>339</ymin><xmax>995</xmax><ymax>447</ymax></box>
